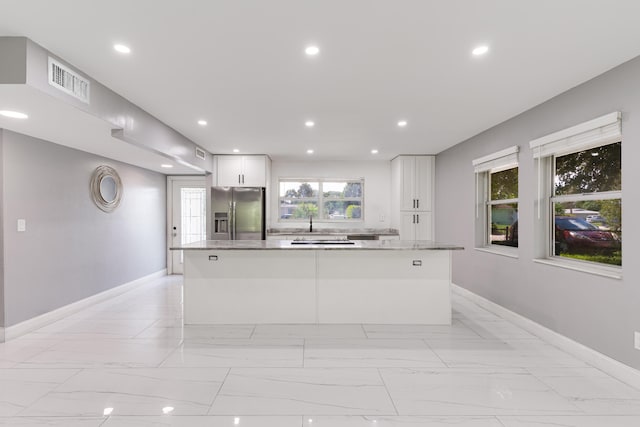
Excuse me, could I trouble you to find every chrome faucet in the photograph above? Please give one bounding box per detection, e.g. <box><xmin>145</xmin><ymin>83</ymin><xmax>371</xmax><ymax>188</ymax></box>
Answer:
<box><xmin>309</xmin><ymin>215</ymin><xmax>313</xmax><ymax>232</ymax></box>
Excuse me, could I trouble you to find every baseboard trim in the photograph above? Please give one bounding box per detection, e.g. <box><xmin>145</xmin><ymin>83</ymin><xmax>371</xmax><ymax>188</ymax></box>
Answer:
<box><xmin>3</xmin><ymin>269</ymin><xmax>167</xmax><ymax>342</ymax></box>
<box><xmin>452</xmin><ymin>283</ymin><xmax>640</xmax><ymax>390</ymax></box>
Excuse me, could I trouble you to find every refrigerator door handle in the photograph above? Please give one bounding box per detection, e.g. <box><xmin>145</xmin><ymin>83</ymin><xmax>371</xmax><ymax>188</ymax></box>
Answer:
<box><xmin>227</xmin><ymin>202</ymin><xmax>233</xmax><ymax>240</ymax></box>
<box><xmin>232</xmin><ymin>201</ymin><xmax>237</xmax><ymax>240</ymax></box>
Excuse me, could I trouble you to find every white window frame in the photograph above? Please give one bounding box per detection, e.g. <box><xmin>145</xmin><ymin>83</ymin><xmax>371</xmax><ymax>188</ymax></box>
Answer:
<box><xmin>473</xmin><ymin>146</ymin><xmax>519</xmax><ymax>257</ymax></box>
<box><xmin>278</xmin><ymin>178</ymin><xmax>365</xmax><ymax>222</ymax></box>
<box><xmin>530</xmin><ymin>112</ymin><xmax>622</xmax><ymax>278</ymax></box>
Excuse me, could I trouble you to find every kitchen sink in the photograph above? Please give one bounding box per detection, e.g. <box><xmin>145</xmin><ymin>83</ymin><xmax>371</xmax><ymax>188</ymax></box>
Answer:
<box><xmin>346</xmin><ymin>234</ymin><xmax>379</xmax><ymax>240</ymax></box>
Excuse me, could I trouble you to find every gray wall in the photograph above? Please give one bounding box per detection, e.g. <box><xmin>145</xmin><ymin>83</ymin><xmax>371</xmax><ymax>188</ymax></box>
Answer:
<box><xmin>435</xmin><ymin>55</ymin><xmax>640</xmax><ymax>369</ymax></box>
<box><xmin>0</xmin><ymin>130</ymin><xmax>4</xmax><ymax>329</ymax></box>
<box><xmin>1</xmin><ymin>130</ymin><xmax>167</xmax><ymax>326</ymax></box>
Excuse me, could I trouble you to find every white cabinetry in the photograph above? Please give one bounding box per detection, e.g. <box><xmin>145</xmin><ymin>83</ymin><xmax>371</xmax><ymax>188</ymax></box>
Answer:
<box><xmin>392</xmin><ymin>155</ymin><xmax>435</xmax><ymax>240</ymax></box>
<box><xmin>182</xmin><ymin>248</ymin><xmax>452</xmax><ymax>324</ymax></box>
<box><xmin>400</xmin><ymin>211</ymin><xmax>432</xmax><ymax>240</ymax></box>
<box><xmin>396</xmin><ymin>155</ymin><xmax>433</xmax><ymax>211</ymax></box>
<box><xmin>215</xmin><ymin>155</ymin><xmax>269</xmax><ymax>187</ymax></box>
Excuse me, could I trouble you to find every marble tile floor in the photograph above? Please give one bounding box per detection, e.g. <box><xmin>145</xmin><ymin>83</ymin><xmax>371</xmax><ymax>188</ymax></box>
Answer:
<box><xmin>1</xmin><ymin>275</ymin><xmax>640</xmax><ymax>426</ymax></box>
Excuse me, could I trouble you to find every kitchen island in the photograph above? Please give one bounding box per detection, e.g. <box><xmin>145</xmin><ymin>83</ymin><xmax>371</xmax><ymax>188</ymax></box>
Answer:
<box><xmin>171</xmin><ymin>240</ymin><xmax>463</xmax><ymax>325</ymax></box>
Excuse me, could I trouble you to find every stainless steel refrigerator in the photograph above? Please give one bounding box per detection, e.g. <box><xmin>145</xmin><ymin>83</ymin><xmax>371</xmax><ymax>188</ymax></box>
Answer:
<box><xmin>211</xmin><ymin>187</ymin><xmax>266</xmax><ymax>240</ymax></box>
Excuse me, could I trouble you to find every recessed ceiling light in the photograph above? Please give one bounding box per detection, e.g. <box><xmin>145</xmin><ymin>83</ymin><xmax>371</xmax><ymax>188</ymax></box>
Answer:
<box><xmin>305</xmin><ymin>120</ymin><xmax>315</xmax><ymax>127</ymax></box>
<box><xmin>113</xmin><ymin>44</ymin><xmax>131</xmax><ymax>54</ymax></box>
<box><xmin>397</xmin><ymin>120</ymin><xmax>408</xmax><ymax>127</ymax></box>
<box><xmin>0</xmin><ymin>110</ymin><xmax>28</xmax><ymax>119</ymax></box>
<box><xmin>162</xmin><ymin>407</ymin><xmax>174</xmax><ymax>414</ymax></box>
<box><xmin>371</xmin><ymin>149</ymin><xmax>379</xmax><ymax>154</ymax></box>
<box><xmin>307</xmin><ymin>149</ymin><xmax>314</xmax><ymax>154</ymax></box>
<box><xmin>103</xmin><ymin>408</ymin><xmax>114</xmax><ymax>416</ymax></box>
<box><xmin>305</xmin><ymin>45</ymin><xmax>320</xmax><ymax>56</ymax></box>
<box><xmin>591</xmin><ymin>152</ymin><xmax>600</xmax><ymax>156</ymax></box>
<box><xmin>233</xmin><ymin>149</ymin><xmax>240</xmax><ymax>153</ymax></box>
<box><xmin>161</xmin><ymin>164</ymin><xmax>173</xmax><ymax>168</ymax></box>
<box><xmin>472</xmin><ymin>45</ymin><xmax>489</xmax><ymax>56</ymax></box>
<box><xmin>197</xmin><ymin>120</ymin><xmax>207</xmax><ymax>126</ymax></box>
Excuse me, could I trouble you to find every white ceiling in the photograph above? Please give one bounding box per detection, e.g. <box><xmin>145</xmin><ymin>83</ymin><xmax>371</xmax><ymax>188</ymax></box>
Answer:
<box><xmin>1</xmin><ymin>0</ymin><xmax>640</xmax><ymax>166</ymax></box>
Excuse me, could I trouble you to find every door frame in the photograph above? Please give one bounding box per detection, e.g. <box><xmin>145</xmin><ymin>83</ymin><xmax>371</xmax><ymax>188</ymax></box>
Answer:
<box><xmin>166</xmin><ymin>175</ymin><xmax>207</xmax><ymax>274</ymax></box>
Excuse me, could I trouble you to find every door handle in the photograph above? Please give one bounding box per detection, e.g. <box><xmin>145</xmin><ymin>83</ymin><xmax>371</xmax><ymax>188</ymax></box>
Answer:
<box><xmin>228</xmin><ymin>202</ymin><xmax>233</xmax><ymax>240</ymax></box>
<box><xmin>242</xmin><ymin>174</ymin><xmax>245</xmax><ymax>184</ymax></box>
<box><xmin>238</xmin><ymin>174</ymin><xmax>241</xmax><ymax>184</ymax></box>
<box><xmin>416</xmin><ymin>199</ymin><xmax>419</xmax><ymax>209</ymax></box>
<box><xmin>416</xmin><ymin>214</ymin><xmax>419</xmax><ymax>224</ymax></box>
<box><xmin>232</xmin><ymin>201</ymin><xmax>237</xmax><ymax>240</ymax></box>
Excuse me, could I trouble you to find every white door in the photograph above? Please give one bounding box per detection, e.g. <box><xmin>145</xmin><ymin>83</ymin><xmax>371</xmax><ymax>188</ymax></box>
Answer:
<box><xmin>169</xmin><ymin>177</ymin><xmax>207</xmax><ymax>274</ymax></box>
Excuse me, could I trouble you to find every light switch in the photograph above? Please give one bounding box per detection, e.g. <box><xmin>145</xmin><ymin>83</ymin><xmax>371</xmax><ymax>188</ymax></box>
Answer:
<box><xmin>17</xmin><ymin>219</ymin><xmax>26</xmax><ymax>232</ymax></box>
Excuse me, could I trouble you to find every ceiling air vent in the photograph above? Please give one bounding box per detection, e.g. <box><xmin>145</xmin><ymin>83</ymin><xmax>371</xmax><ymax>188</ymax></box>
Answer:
<box><xmin>48</xmin><ymin>57</ymin><xmax>90</xmax><ymax>104</ymax></box>
<box><xmin>195</xmin><ymin>147</ymin><xmax>206</xmax><ymax>160</ymax></box>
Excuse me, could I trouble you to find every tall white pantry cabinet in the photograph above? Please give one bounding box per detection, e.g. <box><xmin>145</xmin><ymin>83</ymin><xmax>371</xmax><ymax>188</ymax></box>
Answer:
<box><xmin>391</xmin><ymin>155</ymin><xmax>435</xmax><ymax>240</ymax></box>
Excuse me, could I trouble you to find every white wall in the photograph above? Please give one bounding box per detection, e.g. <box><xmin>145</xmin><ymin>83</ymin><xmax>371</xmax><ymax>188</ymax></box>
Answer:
<box><xmin>269</xmin><ymin>160</ymin><xmax>391</xmax><ymax>230</ymax></box>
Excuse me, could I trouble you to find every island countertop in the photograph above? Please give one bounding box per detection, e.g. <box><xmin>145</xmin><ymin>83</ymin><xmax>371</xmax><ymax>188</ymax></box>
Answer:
<box><xmin>171</xmin><ymin>240</ymin><xmax>464</xmax><ymax>251</ymax></box>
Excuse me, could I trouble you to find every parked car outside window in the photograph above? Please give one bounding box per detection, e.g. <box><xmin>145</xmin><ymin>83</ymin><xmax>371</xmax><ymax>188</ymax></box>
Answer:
<box><xmin>554</xmin><ymin>216</ymin><xmax>620</xmax><ymax>255</ymax></box>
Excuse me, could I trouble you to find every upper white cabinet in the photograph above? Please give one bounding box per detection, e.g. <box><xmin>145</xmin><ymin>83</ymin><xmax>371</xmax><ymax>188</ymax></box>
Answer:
<box><xmin>215</xmin><ymin>155</ymin><xmax>269</xmax><ymax>187</ymax></box>
<box><xmin>396</xmin><ymin>155</ymin><xmax>434</xmax><ymax>211</ymax></box>
<box><xmin>391</xmin><ymin>155</ymin><xmax>435</xmax><ymax>241</ymax></box>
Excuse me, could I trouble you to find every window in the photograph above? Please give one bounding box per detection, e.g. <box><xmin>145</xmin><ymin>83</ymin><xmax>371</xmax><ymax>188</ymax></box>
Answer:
<box><xmin>279</xmin><ymin>179</ymin><xmax>364</xmax><ymax>221</ymax></box>
<box><xmin>552</xmin><ymin>142</ymin><xmax>621</xmax><ymax>266</ymax></box>
<box><xmin>531</xmin><ymin>112</ymin><xmax>622</xmax><ymax>268</ymax></box>
<box><xmin>488</xmin><ymin>167</ymin><xmax>519</xmax><ymax>247</ymax></box>
<box><xmin>473</xmin><ymin>146</ymin><xmax>519</xmax><ymax>250</ymax></box>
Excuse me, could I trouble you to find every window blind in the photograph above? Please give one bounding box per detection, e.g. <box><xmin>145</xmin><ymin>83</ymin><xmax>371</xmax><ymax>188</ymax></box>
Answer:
<box><xmin>472</xmin><ymin>146</ymin><xmax>519</xmax><ymax>173</ymax></box>
<box><xmin>530</xmin><ymin>112</ymin><xmax>621</xmax><ymax>158</ymax></box>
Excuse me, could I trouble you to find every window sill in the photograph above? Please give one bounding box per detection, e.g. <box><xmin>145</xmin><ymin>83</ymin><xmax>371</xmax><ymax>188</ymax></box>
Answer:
<box><xmin>533</xmin><ymin>257</ymin><xmax>622</xmax><ymax>280</ymax></box>
<box><xmin>474</xmin><ymin>246</ymin><xmax>519</xmax><ymax>259</ymax></box>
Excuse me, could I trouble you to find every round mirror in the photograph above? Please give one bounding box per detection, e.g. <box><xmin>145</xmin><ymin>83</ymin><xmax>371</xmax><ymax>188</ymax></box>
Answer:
<box><xmin>99</xmin><ymin>176</ymin><xmax>117</xmax><ymax>203</ymax></box>
<box><xmin>90</xmin><ymin>165</ymin><xmax>122</xmax><ymax>212</ymax></box>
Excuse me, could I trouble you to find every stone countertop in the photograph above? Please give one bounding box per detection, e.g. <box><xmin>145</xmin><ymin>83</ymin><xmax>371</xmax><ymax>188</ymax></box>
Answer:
<box><xmin>171</xmin><ymin>240</ymin><xmax>463</xmax><ymax>251</ymax></box>
<box><xmin>267</xmin><ymin>228</ymin><xmax>399</xmax><ymax>236</ymax></box>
